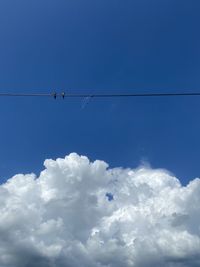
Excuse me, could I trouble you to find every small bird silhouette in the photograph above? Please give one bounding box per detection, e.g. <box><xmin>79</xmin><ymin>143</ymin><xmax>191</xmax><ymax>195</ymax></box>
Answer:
<box><xmin>52</xmin><ymin>92</ymin><xmax>57</xmax><ymax>99</ymax></box>
<box><xmin>61</xmin><ymin>92</ymin><xmax>65</xmax><ymax>99</ymax></box>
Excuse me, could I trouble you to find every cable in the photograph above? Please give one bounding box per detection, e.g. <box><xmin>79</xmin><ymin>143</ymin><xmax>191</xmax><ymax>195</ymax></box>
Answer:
<box><xmin>0</xmin><ymin>92</ymin><xmax>200</xmax><ymax>98</ymax></box>
<box><xmin>0</xmin><ymin>93</ymin><xmax>51</xmax><ymax>97</ymax></box>
<box><xmin>64</xmin><ymin>92</ymin><xmax>200</xmax><ymax>98</ymax></box>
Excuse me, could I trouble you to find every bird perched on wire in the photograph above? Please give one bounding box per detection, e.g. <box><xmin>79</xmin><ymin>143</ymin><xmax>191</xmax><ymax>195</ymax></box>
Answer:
<box><xmin>52</xmin><ymin>92</ymin><xmax>57</xmax><ymax>99</ymax></box>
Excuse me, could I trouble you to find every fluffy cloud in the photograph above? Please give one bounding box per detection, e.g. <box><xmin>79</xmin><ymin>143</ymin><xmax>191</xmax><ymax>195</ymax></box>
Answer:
<box><xmin>0</xmin><ymin>153</ymin><xmax>200</xmax><ymax>267</ymax></box>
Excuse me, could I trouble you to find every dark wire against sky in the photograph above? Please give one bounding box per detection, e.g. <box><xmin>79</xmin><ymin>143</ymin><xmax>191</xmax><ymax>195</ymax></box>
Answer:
<box><xmin>1</xmin><ymin>91</ymin><xmax>200</xmax><ymax>98</ymax></box>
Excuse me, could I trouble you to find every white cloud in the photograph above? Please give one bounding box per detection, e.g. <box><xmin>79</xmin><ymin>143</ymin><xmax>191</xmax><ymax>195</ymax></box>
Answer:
<box><xmin>0</xmin><ymin>153</ymin><xmax>200</xmax><ymax>266</ymax></box>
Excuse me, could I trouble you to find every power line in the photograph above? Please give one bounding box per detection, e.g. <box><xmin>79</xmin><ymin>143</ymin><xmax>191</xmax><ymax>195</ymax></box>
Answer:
<box><xmin>62</xmin><ymin>92</ymin><xmax>200</xmax><ymax>98</ymax></box>
<box><xmin>0</xmin><ymin>91</ymin><xmax>200</xmax><ymax>98</ymax></box>
<box><xmin>0</xmin><ymin>93</ymin><xmax>51</xmax><ymax>97</ymax></box>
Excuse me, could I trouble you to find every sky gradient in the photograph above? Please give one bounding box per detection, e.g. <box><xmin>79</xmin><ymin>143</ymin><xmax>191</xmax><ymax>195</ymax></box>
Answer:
<box><xmin>0</xmin><ymin>0</ymin><xmax>200</xmax><ymax>183</ymax></box>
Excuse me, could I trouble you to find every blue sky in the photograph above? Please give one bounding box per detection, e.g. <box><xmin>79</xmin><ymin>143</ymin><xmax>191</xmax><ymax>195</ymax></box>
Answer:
<box><xmin>0</xmin><ymin>0</ymin><xmax>200</xmax><ymax>184</ymax></box>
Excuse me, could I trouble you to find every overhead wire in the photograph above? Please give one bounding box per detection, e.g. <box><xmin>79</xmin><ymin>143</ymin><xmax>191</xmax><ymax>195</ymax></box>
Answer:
<box><xmin>60</xmin><ymin>92</ymin><xmax>200</xmax><ymax>98</ymax></box>
<box><xmin>0</xmin><ymin>91</ymin><xmax>200</xmax><ymax>98</ymax></box>
<box><xmin>0</xmin><ymin>93</ymin><xmax>51</xmax><ymax>97</ymax></box>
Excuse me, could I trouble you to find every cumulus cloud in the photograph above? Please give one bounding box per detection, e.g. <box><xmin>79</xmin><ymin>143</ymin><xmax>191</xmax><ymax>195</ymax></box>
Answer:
<box><xmin>0</xmin><ymin>153</ymin><xmax>200</xmax><ymax>267</ymax></box>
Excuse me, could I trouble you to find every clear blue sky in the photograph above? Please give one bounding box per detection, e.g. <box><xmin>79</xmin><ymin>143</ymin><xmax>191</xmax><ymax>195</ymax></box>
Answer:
<box><xmin>0</xmin><ymin>0</ymin><xmax>200</xmax><ymax>184</ymax></box>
